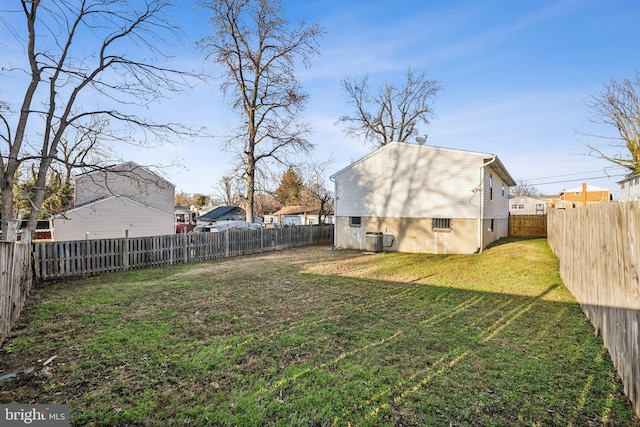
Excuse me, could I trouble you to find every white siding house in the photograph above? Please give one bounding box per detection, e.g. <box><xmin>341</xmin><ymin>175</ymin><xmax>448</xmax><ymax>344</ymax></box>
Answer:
<box><xmin>53</xmin><ymin>196</ymin><xmax>175</xmax><ymax>241</ymax></box>
<box><xmin>266</xmin><ymin>206</ymin><xmax>334</xmax><ymax>226</ymax></box>
<box><xmin>509</xmin><ymin>196</ymin><xmax>547</xmax><ymax>215</ymax></box>
<box><xmin>330</xmin><ymin>142</ymin><xmax>516</xmax><ymax>254</ymax></box>
<box><xmin>74</xmin><ymin>162</ymin><xmax>174</xmax><ymax>213</ymax></box>
<box><xmin>53</xmin><ymin>162</ymin><xmax>175</xmax><ymax>240</ymax></box>
<box><xmin>618</xmin><ymin>173</ymin><xmax>640</xmax><ymax>202</ymax></box>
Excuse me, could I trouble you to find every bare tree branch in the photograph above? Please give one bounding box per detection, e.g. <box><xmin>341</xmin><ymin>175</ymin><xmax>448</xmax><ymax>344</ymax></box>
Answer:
<box><xmin>584</xmin><ymin>70</ymin><xmax>640</xmax><ymax>174</ymax></box>
<box><xmin>338</xmin><ymin>67</ymin><xmax>442</xmax><ymax>148</ymax></box>
<box><xmin>510</xmin><ymin>180</ymin><xmax>541</xmax><ymax>198</ymax></box>
<box><xmin>198</xmin><ymin>0</ymin><xmax>323</xmax><ymax>222</ymax></box>
<box><xmin>0</xmin><ymin>0</ymin><xmax>202</xmax><ymax>240</ymax></box>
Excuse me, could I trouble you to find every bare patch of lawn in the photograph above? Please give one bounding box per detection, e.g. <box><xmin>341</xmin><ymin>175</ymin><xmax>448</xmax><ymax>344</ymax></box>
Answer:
<box><xmin>1</xmin><ymin>238</ymin><xmax>638</xmax><ymax>426</ymax></box>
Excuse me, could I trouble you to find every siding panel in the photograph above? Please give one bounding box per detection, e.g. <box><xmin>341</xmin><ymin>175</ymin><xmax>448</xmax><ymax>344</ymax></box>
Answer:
<box><xmin>75</xmin><ymin>163</ymin><xmax>174</xmax><ymax>214</ymax></box>
<box><xmin>335</xmin><ymin>144</ymin><xmax>486</xmax><ymax>219</ymax></box>
<box><xmin>53</xmin><ymin>197</ymin><xmax>174</xmax><ymax>241</ymax></box>
<box><xmin>483</xmin><ymin>166</ymin><xmax>511</xmax><ymax>219</ymax></box>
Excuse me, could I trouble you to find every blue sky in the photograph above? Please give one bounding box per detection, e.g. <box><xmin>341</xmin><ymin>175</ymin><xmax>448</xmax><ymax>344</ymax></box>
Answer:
<box><xmin>4</xmin><ymin>0</ymin><xmax>640</xmax><ymax>198</ymax></box>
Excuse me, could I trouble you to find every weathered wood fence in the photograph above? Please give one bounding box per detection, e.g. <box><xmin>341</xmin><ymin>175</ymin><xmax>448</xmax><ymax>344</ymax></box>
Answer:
<box><xmin>509</xmin><ymin>214</ymin><xmax>547</xmax><ymax>237</ymax></box>
<box><xmin>547</xmin><ymin>203</ymin><xmax>640</xmax><ymax>417</ymax></box>
<box><xmin>0</xmin><ymin>242</ymin><xmax>33</xmax><ymax>347</ymax></box>
<box><xmin>33</xmin><ymin>225</ymin><xmax>333</xmax><ymax>281</ymax></box>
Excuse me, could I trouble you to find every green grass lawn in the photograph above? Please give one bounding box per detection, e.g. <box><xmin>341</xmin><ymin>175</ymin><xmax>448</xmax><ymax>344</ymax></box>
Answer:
<box><xmin>1</xmin><ymin>238</ymin><xmax>637</xmax><ymax>426</ymax></box>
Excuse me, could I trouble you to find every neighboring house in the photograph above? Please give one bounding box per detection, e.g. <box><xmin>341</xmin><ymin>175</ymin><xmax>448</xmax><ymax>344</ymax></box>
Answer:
<box><xmin>559</xmin><ymin>183</ymin><xmax>611</xmax><ymax>208</ymax></box>
<box><xmin>74</xmin><ymin>161</ymin><xmax>174</xmax><ymax>213</ymax></box>
<box><xmin>509</xmin><ymin>196</ymin><xmax>547</xmax><ymax>215</ymax></box>
<box><xmin>540</xmin><ymin>194</ymin><xmax>560</xmax><ymax>208</ymax></box>
<box><xmin>618</xmin><ymin>173</ymin><xmax>640</xmax><ymax>202</ymax></box>
<box><xmin>175</xmin><ymin>205</ymin><xmax>198</xmax><ymax>234</ymax></box>
<box><xmin>330</xmin><ymin>142</ymin><xmax>516</xmax><ymax>254</ymax></box>
<box><xmin>196</xmin><ymin>205</ymin><xmax>262</xmax><ymax>225</ymax></box>
<box><xmin>265</xmin><ymin>205</ymin><xmax>334</xmax><ymax>226</ymax></box>
<box><xmin>53</xmin><ymin>162</ymin><xmax>175</xmax><ymax>241</ymax></box>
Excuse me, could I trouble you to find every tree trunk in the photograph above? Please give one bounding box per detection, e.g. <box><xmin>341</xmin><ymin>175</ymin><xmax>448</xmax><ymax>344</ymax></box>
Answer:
<box><xmin>245</xmin><ymin>157</ymin><xmax>256</xmax><ymax>224</ymax></box>
<box><xmin>1</xmin><ymin>184</ymin><xmax>15</xmax><ymax>240</ymax></box>
<box><xmin>23</xmin><ymin>156</ymin><xmax>53</xmax><ymax>243</ymax></box>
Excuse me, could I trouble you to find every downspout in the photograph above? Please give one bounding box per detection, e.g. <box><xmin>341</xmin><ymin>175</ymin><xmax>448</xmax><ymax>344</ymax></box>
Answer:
<box><xmin>329</xmin><ymin>175</ymin><xmax>337</xmax><ymax>248</ymax></box>
<box><xmin>477</xmin><ymin>156</ymin><xmax>496</xmax><ymax>253</ymax></box>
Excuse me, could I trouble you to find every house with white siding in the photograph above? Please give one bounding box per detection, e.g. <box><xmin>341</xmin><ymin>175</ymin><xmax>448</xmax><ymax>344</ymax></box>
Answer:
<box><xmin>265</xmin><ymin>205</ymin><xmax>334</xmax><ymax>226</ymax></box>
<box><xmin>53</xmin><ymin>162</ymin><xmax>175</xmax><ymax>240</ymax></box>
<box><xmin>330</xmin><ymin>142</ymin><xmax>516</xmax><ymax>254</ymax></box>
<box><xmin>618</xmin><ymin>173</ymin><xmax>640</xmax><ymax>202</ymax></box>
<box><xmin>509</xmin><ymin>196</ymin><xmax>547</xmax><ymax>215</ymax></box>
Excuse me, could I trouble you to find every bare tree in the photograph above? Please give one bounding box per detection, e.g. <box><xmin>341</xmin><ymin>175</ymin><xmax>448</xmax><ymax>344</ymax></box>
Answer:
<box><xmin>299</xmin><ymin>158</ymin><xmax>333</xmax><ymax>225</ymax></box>
<box><xmin>55</xmin><ymin>116</ymin><xmax>111</xmax><ymax>184</ymax></box>
<box><xmin>339</xmin><ymin>67</ymin><xmax>442</xmax><ymax>148</ymax></box>
<box><xmin>198</xmin><ymin>0</ymin><xmax>324</xmax><ymax>223</ymax></box>
<box><xmin>215</xmin><ymin>174</ymin><xmax>244</xmax><ymax>206</ymax></box>
<box><xmin>585</xmin><ymin>71</ymin><xmax>640</xmax><ymax>174</ymax></box>
<box><xmin>0</xmin><ymin>0</ymin><xmax>198</xmax><ymax>241</ymax></box>
<box><xmin>510</xmin><ymin>180</ymin><xmax>541</xmax><ymax>198</ymax></box>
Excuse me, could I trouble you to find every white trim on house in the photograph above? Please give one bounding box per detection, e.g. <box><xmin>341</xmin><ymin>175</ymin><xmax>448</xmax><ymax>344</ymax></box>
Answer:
<box><xmin>63</xmin><ymin>195</ymin><xmax>175</xmax><ymax>217</ymax></box>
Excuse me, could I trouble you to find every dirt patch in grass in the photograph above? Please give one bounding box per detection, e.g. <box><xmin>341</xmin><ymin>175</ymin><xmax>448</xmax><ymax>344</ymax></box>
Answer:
<box><xmin>1</xmin><ymin>240</ymin><xmax>638</xmax><ymax>426</ymax></box>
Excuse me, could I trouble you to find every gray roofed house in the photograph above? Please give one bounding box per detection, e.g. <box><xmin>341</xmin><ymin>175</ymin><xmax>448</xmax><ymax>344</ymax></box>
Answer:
<box><xmin>197</xmin><ymin>206</ymin><xmax>262</xmax><ymax>224</ymax></box>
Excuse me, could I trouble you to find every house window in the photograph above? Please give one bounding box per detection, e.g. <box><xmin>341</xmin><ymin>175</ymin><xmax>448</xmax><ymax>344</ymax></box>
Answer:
<box><xmin>432</xmin><ymin>218</ymin><xmax>451</xmax><ymax>231</ymax></box>
<box><xmin>518</xmin><ymin>204</ymin><xmax>524</xmax><ymax>209</ymax></box>
<box><xmin>575</xmin><ymin>191</ymin><xmax>581</xmax><ymax>196</ymax></box>
<box><xmin>501</xmin><ymin>184</ymin><xmax>505</xmax><ymax>197</ymax></box>
<box><xmin>511</xmin><ymin>203</ymin><xmax>518</xmax><ymax>209</ymax></box>
<box><xmin>489</xmin><ymin>219</ymin><xmax>494</xmax><ymax>232</ymax></box>
<box><xmin>622</xmin><ymin>182</ymin><xmax>626</xmax><ymax>189</ymax></box>
<box><xmin>349</xmin><ymin>217</ymin><xmax>361</xmax><ymax>227</ymax></box>
<box><xmin>635</xmin><ymin>178</ymin><xmax>639</xmax><ymax>185</ymax></box>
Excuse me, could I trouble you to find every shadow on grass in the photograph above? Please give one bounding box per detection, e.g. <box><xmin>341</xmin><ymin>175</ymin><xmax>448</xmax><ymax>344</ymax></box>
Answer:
<box><xmin>0</xmin><ymin>246</ymin><xmax>637</xmax><ymax>426</ymax></box>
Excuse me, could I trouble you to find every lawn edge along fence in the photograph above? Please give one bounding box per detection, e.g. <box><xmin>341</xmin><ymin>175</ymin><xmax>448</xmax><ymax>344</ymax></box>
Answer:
<box><xmin>0</xmin><ymin>242</ymin><xmax>33</xmax><ymax>347</ymax></box>
<box><xmin>548</xmin><ymin>202</ymin><xmax>640</xmax><ymax>418</ymax></box>
<box><xmin>32</xmin><ymin>225</ymin><xmax>333</xmax><ymax>281</ymax></box>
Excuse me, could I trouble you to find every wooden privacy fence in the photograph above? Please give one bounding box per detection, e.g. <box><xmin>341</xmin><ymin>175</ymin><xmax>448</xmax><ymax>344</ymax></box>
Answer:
<box><xmin>0</xmin><ymin>242</ymin><xmax>33</xmax><ymax>347</ymax></box>
<box><xmin>509</xmin><ymin>214</ymin><xmax>547</xmax><ymax>237</ymax></box>
<box><xmin>547</xmin><ymin>203</ymin><xmax>640</xmax><ymax>417</ymax></box>
<box><xmin>33</xmin><ymin>225</ymin><xmax>334</xmax><ymax>281</ymax></box>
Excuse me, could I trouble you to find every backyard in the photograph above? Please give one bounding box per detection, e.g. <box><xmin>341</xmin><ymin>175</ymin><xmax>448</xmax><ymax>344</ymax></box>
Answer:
<box><xmin>0</xmin><ymin>238</ymin><xmax>637</xmax><ymax>426</ymax></box>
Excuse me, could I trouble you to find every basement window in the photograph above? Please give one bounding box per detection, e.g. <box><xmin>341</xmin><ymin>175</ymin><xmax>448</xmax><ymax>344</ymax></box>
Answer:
<box><xmin>432</xmin><ymin>218</ymin><xmax>451</xmax><ymax>231</ymax></box>
<box><xmin>349</xmin><ymin>217</ymin><xmax>361</xmax><ymax>227</ymax></box>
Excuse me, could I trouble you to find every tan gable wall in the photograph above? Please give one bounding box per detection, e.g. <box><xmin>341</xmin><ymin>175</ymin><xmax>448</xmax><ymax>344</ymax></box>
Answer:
<box><xmin>74</xmin><ymin>163</ymin><xmax>174</xmax><ymax>214</ymax></box>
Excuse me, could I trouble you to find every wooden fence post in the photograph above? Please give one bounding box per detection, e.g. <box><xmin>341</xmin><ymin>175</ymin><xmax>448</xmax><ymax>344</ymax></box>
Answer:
<box><xmin>123</xmin><ymin>230</ymin><xmax>130</xmax><ymax>271</ymax></box>
<box><xmin>183</xmin><ymin>230</ymin><xmax>188</xmax><ymax>264</ymax></box>
<box><xmin>225</xmin><ymin>229</ymin><xmax>230</xmax><ymax>258</ymax></box>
